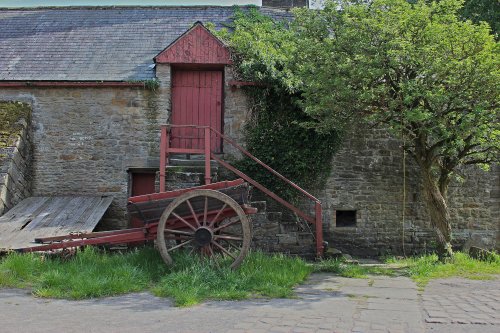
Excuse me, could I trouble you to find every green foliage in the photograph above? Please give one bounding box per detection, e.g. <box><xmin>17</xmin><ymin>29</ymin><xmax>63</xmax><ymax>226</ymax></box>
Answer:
<box><xmin>234</xmin><ymin>89</ymin><xmax>340</xmax><ymax>199</ymax></box>
<box><xmin>459</xmin><ymin>0</ymin><xmax>499</xmax><ymax>37</ymax></box>
<box><xmin>143</xmin><ymin>79</ymin><xmax>160</xmax><ymax>91</ymax></box>
<box><xmin>0</xmin><ymin>248</ymin><xmax>311</xmax><ymax>305</ymax></box>
<box><xmin>292</xmin><ymin>0</ymin><xmax>500</xmax><ymax>162</ymax></box>
<box><xmin>0</xmin><ymin>247</ymin><xmax>167</xmax><ymax>299</ymax></box>
<box><xmin>313</xmin><ymin>259</ymin><xmax>397</xmax><ymax>278</ymax></box>
<box><xmin>387</xmin><ymin>252</ymin><xmax>500</xmax><ymax>286</ymax></box>
<box><xmin>0</xmin><ymin>101</ymin><xmax>31</xmax><ymax>153</ymax></box>
<box><xmin>154</xmin><ymin>251</ymin><xmax>311</xmax><ymax>306</ymax></box>
<box><xmin>291</xmin><ymin>0</ymin><xmax>499</xmax><ymax>252</ymax></box>
<box><xmin>214</xmin><ymin>8</ymin><xmax>341</xmax><ymax>198</ymax></box>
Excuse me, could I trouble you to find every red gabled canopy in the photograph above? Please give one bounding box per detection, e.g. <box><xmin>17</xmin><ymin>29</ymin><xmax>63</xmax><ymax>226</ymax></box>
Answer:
<box><xmin>154</xmin><ymin>22</ymin><xmax>232</xmax><ymax>65</ymax></box>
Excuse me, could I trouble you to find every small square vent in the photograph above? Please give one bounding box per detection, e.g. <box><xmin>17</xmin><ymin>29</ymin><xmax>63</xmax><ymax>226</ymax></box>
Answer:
<box><xmin>335</xmin><ymin>210</ymin><xmax>357</xmax><ymax>227</ymax></box>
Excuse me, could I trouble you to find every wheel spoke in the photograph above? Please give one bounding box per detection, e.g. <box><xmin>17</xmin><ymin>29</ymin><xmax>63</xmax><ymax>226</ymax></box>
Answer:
<box><xmin>172</xmin><ymin>212</ymin><xmax>196</xmax><ymax>231</ymax></box>
<box><xmin>157</xmin><ymin>189</ymin><xmax>250</xmax><ymax>270</ymax></box>
<box><xmin>213</xmin><ymin>216</ymin><xmax>240</xmax><ymax>232</ymax></box>
<box><xmin>208</xmin><ymin>203</ymin><xmax>227</xmax><ymax>228</ymax></box>
<box><xmin>215</xmin><ymin>235</ymin><xmax>243</xmax><ymax>241</ymax></box>
<box><xmin>164</xmin><ymin>235</ymin><xmax>191</xmax><ymax>240</ymax></box>
<box><xmin>163</xmin><ymin>229</ymin><xmax>194</xmax><ymax>236</ymax></box>
<box><xmin>167</xmin><ymin>239</ymin><xmax>193</xmax><ymax>252</ymax></box>
<box><xmin>185</xmin><ymin>199</ymin><xmax>200</xmax><ymax>228</ymax></box>
<box><xmin>211</xmin><ymin>240</ymin><xmax>236</xmax><ymax>259</ymax></box>
<box><xmin>203</xmin><ymin>196</ymin><xmax>208</xmax><ymax>226</ymax></box>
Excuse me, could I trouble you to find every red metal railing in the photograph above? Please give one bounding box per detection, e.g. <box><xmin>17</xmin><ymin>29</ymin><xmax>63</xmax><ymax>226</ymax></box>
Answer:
<box><xmin>159</xmin><ymin>124</ymin><xmax>324</xmax><ymax>257</ymax></box>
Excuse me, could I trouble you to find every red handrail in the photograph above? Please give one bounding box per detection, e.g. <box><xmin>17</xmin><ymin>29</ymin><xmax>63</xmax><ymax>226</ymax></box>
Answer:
<box><xmin>159</xmin><ymin>124</ymin><xmax>324</xmax><ymax>257</ymax></box>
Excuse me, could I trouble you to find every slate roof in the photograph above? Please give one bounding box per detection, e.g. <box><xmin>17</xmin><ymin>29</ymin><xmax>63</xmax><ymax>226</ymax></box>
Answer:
<box><xmin>0</xmin><ymin>7</ymin><xmax>290</xmax><ymax>81</ymax></box>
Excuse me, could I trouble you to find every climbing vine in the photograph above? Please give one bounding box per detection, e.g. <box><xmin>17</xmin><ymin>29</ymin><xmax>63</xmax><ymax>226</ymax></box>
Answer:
<box><xmin>211</xmin><ymin>8</ymin><xmax>341</xmax><ymax>199</ymax></box>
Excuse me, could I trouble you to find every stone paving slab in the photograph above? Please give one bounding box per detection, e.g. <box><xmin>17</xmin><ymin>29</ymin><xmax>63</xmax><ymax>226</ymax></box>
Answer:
<box><xmin>423</xmin><ymin>277</ymin><xmax>500</xmax><ymax>333</ymax></box>
<box><xmin>0</xmin><ymin>273</ymin><xmax>426</xmax><ymax>333</ymax></box>
<box><xmin>2</xmin><ymin>274</ymin><xmax>499</xmax><ymax>333</ymax></box>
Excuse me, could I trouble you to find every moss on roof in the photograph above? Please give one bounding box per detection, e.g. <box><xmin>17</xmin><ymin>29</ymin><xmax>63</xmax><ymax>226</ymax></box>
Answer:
<box><xmin>0</xmin><ymin>101</ymin><xmax>31</xmax><ymax>151</ymax></box>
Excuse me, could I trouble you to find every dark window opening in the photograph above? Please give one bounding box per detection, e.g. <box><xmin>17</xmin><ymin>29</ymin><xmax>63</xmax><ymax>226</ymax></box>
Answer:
<box><xmin>336</xmin><ymin>210</ymin><xmax>357</xmax><ymax>227</ymax></box>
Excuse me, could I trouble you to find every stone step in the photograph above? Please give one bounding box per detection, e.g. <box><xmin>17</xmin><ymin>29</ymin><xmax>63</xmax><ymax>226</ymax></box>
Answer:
<box><xmin>164</xmin><ymin>182</ymin><xmax>201</xmax><ymax>191</ymax></box>
<box><xmin>169</xmin><ymin>158</ymin><xmax>218</xmax><ymax>168</ymax></box>
<box><xmin>167</xmin><ymin>166</ymin><xmax>218</xmax><ymax>174</ymax></box>
<box><xmin>266</xmin><ymin>211</ymin><xmax>282</xmax><ymax>222</ymax></box>
<box><xmin>249</xmin><ymin>200</ymin><xmax>267</xmax><ymax>211</ymax></box>
<box><xmin>166</xmin><ymin>171</ymin><xmax>204</xmax><ymax>183</ymax></box>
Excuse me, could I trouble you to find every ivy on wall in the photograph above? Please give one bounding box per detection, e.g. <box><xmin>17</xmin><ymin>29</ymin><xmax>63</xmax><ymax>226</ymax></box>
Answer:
<box><xmin>211</xmin><ymin>8</ymin><xmax>341</xmax><ymax>199</ymax></box>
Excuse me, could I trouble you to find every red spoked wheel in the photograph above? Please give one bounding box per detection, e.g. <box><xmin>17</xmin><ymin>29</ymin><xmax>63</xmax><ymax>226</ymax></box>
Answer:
<box><xmin>156</xmin><ymin>189</ymin><xmax>251</xmax><ymax>269</ymax></box>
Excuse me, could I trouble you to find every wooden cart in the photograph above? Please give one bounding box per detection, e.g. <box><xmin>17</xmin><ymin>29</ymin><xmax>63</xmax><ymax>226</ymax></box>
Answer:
<box><xmin>19</xmin><ymin>179</ymin><xmax>256</xmax><ymax>269</ymax></box>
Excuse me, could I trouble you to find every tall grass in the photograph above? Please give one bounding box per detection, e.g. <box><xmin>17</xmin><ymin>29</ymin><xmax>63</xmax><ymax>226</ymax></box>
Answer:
<box><xmin>0</xmin><ymin>247</ymin><xmax>311</xmax><ymax>305</ymax></box>
<box><xmin>2</xmin><ymin>247</ymin><xmax>497</xmax><ymax>306</ymax></box>
<box><xmin>153</xmin><ymin>251</ymin><xmax>311</xmax><ymax>306</ymax></box>
<box><xmin>0</xmin><ymin>247</ymin><xmax>167</xmax><ymax>299</ymax></box>
<box><xmin>388</xmin><ymin>252</ymin><xmax>500</xmax><ymax>287</ymax></box>
<box><xmin>313</xmin><ymin>259</ymin><xmax>396</xmax><ymax>278</ymax></box>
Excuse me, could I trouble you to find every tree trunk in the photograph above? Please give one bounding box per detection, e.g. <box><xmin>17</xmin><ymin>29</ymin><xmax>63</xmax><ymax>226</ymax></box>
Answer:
<box><xmin>421</xmin><ymin>166</ymin><xmax>453</xmax><ymax>259</ymax></box>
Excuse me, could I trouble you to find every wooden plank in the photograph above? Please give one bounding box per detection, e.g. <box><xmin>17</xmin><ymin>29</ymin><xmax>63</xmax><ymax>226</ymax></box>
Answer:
<box><xmin>0</xmin><ymin>197</ymin><xmax>53</xmax><ymax>245</ymax></box>
<box><xmin>71</xmin><ymin>196</ymin><xmax>105</xmax><ymax>230</ymax></box>
<box><xmin>7</xmin><ymin>197</ymin><xmax>98</xmax><ymax>249</ymax></box>
<box><xmin>0</xmin><ymin>196</ymin><xmax>113</xmax><ymax>251</ymax></box>
<box><xmin>0</xmin><ymin>197</ymin><xmax>50</xmax><ymax>227</ymax></box>
<box><xmin>25</xmin><ymin>197</ymin><xmax>67</xmax><ymax>231</ymax></box>
<box><xmin>80</xmin><ymin>197</ymin><xmax>114</xmax><ymax>231</ymax></box>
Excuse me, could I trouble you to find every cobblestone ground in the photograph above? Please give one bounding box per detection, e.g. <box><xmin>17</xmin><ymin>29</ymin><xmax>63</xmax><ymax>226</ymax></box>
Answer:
<box><xmin>0</xmin><ymin>274</ymin><xmax>498</xmax><ymax>333</ymax></box>
<box><xmin>423</xmin><ymin>278</ymin><xmax>500</xmax><ymax>333</ymax></box>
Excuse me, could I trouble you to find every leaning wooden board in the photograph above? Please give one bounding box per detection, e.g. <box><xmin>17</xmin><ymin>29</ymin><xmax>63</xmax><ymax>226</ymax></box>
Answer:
<box><xmin>0</xmin><ymin>196</ymin><xmax>113</xmax><ymax>251</ymax></box>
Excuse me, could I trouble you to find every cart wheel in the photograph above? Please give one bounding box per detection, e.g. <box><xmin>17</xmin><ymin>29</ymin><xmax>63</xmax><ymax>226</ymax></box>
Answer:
<box><xmin>156</xmin><ymin>189</ymin><xmax>251</xmax><ymax>269</ymax></box>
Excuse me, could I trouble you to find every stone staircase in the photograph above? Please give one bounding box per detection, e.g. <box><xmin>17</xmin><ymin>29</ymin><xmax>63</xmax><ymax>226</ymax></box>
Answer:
<box><xmin>250</xmin><ymin>196</ymin><xmax>316</xmax><ymax>259</ymax></box>
<box><xmin>162</xmin><ymin>154</ymin><xmax>317</xmax><ymax>258</ymax></box>
<box><xmin>160</xmin><ymin>154</ymin><xmax>219</xmax><ymax>191</ymax></box>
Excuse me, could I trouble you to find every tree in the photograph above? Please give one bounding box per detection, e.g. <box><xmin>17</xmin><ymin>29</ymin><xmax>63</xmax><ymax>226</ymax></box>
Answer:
<box><xmin>212</xmin><ymin>9</ymin><xmax>340</xmax><ymax>200</ymax></box>
<box><xmin>459</xmin><ymin>0</ymin><xmax>499</xmax><ymax>37</ymax></box>
<box><xmin>291</xmin><ymin>0</ymin><xmax>499</xmax><ymax>256</ymax></box>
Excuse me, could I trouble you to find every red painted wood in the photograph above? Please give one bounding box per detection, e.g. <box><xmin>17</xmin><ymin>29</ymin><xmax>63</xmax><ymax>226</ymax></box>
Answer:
<box><xmin>132</xmin><ymin>173</ymin><xmax>156</xmax><ymax>196</ymax></box>
<box><xmin>129</xmin><ymin>179</ymin><xmax>245</xmax><ymax>203</ymax></box>
<box><xmin>171</xmin><ymin>70</ymin><xmax>223</xmax><ymax>152</ymax></box>
<box><xmin>155</xmin><ymin>23</ymin><xmax>232</xmax><ymax>65</ymax></box>
<box><xmin>160</xmin><ymin>125</ymin><xmax>168</xmax><ymax>192</ymax></box>
<box><xmin>130</xmin><ymin>172</ymin><xmax>156</xmax><ymax>232</ymax></box>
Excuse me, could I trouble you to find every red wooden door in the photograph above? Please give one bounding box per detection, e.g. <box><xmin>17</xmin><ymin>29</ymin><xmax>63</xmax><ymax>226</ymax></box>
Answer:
<box><xmin>131</xmin><ymin>173</ymin><xmax>156</xmax><ymax>197</ymax></box>
<box><xmin>129</xmin><ymin>172</ymin><xmax>156</xmax><ymax>235</ymax></box>
<box><xmin>171</xmin><ymin>70</ymin><xmax>223</xmax><ymax>152</ymax></box>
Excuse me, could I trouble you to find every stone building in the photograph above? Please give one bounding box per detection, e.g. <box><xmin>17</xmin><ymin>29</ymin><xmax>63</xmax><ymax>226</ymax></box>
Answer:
<box><xmin>0</xmin><ymin>5</ymin><xmax>497</xmax><ymax>256</ymax></box>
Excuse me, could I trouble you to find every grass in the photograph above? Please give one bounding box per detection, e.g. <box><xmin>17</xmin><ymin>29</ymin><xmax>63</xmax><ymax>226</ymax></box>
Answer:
<box><xmin>387</xmin><ymin>251</ymin><xmax>500</xmax><ymax>287</ymax></box>
<box><xmin>1</xmin><ymin>248</ymin><xmax>498</xmax><ymax>306</ymax></box>
<box><xmin>0</xmin><ymin>247</ymin><xmax>168</xmax><ymax>299</ymax></box>
<box><xmin>0</xmin><ymin>247</ymin><xmax>311</xmax><ymax>306</ymax></box>
<box><xmin>153</xmin><ymin>251</ymin><xmax>311</xmax><ymax>306</ymax></box>
<box><xmin>313</xmin><ymin>252</ymin><xmax>500</xmax><ymax>286</ymax></box>
<box><xmin>313</xmin><ymin>259</ymin><xmax>396</xmax><ymax>278</ymax></box>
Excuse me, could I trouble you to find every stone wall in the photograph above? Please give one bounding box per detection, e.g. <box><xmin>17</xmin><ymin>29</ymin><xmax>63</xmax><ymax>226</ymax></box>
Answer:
<box><xmin>0</xmin><ymin>108</ymin><xmax>32</xmax><ymax>214</ymax></box>
<box><xmin>263</xmin><ymin>0</ymin><xmax>308</xmax><ymax>7</ymax></box>
<box><xmin>1</xmin><ymin>75</ymin><xmax>497</xmax><ymax>256</ymax></box>
<box><xmin>320</xmin><ymin>125</ymin><xmax>499</xmax><ymax>256</ymax></box>
<box><xmin>223</xmin><ymin>66</ymin><xmax>251</xmax><ymax>159</ymax></box>
<box><xmin>0</xmin><ymin>65</ymin><xmax>250</xmax><ymax>229</ymax></box>
<box><xmin>0</xmin><ymin>87</ymin><xmax>169</xmax><ymax>229</ymax></box>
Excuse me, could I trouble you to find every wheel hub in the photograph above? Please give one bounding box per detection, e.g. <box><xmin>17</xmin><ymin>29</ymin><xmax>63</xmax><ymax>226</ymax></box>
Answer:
<box><xmin>194</xmin><ymin>227</ymin><xmax>213</xmax><ymax>246</ymax></box>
